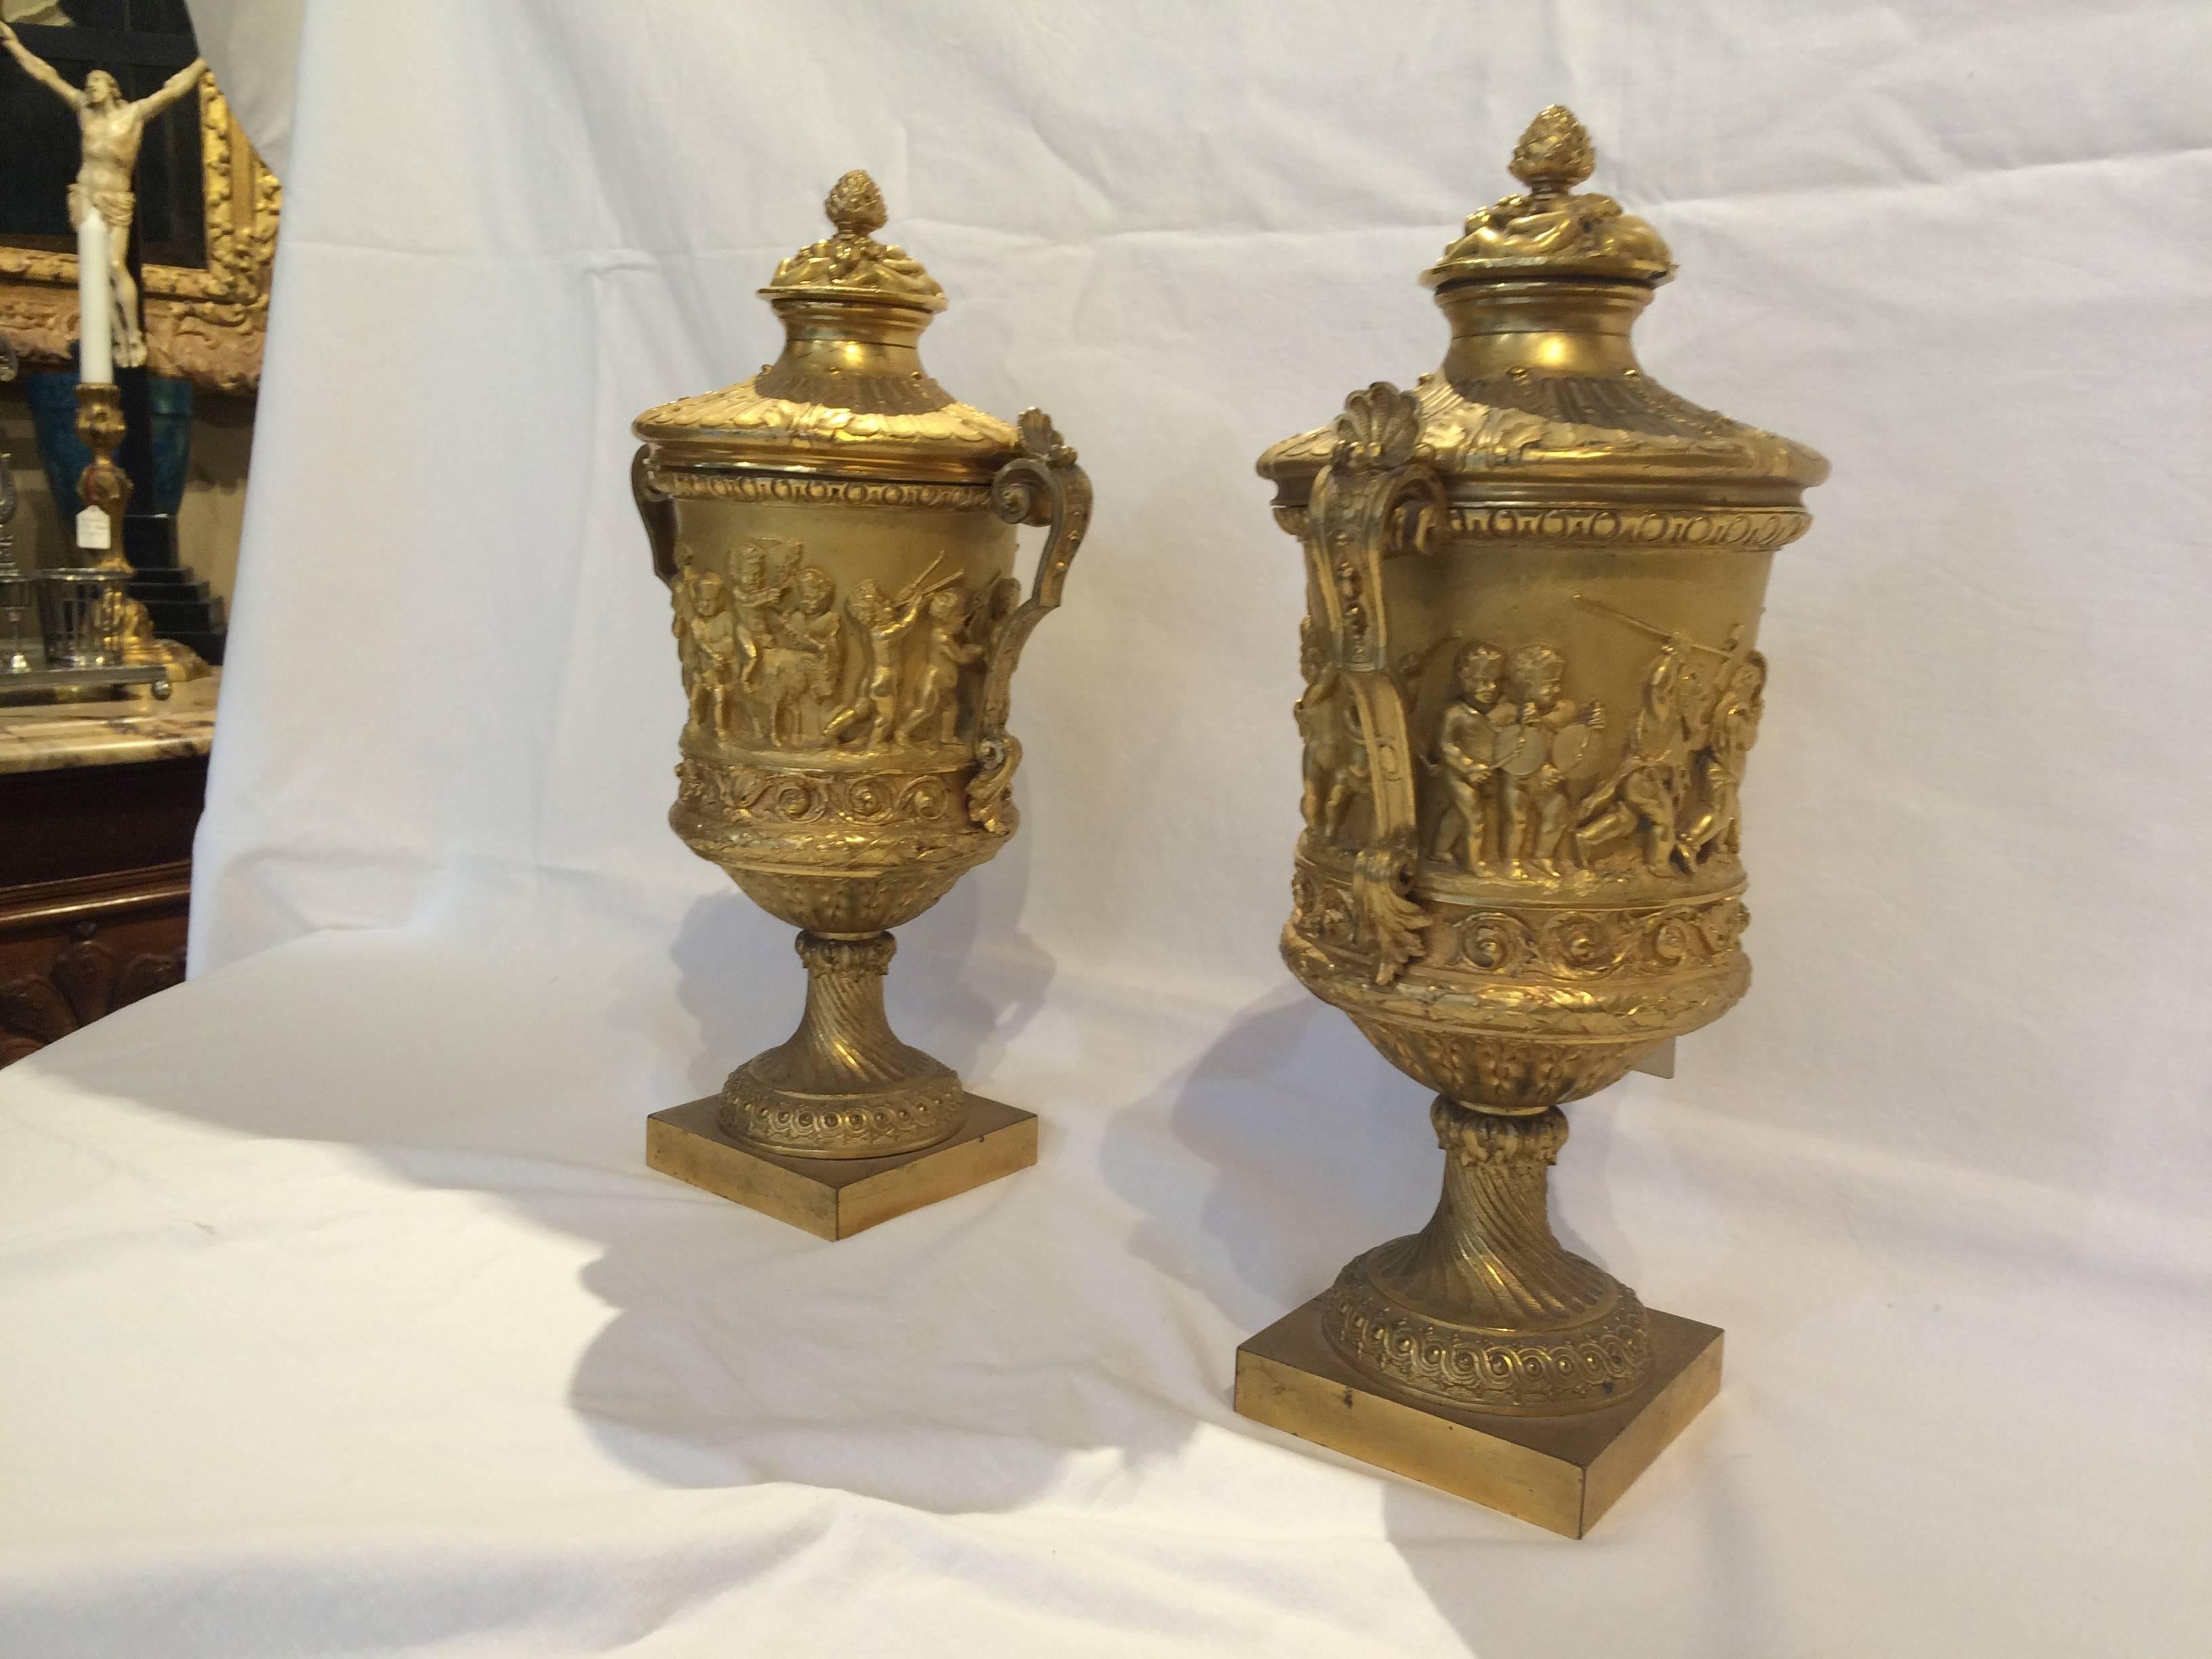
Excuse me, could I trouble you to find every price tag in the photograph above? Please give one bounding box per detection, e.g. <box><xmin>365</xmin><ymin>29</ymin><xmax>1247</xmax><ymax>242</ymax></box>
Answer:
<box><xmin>75</xmin><ymin>507</ymin><xmax>112</xmax><ymax>552</ymax></box>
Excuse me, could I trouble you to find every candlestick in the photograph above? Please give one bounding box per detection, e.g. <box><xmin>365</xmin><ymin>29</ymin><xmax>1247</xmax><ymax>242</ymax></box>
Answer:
<box><xmin>75</xmin><ymin>211</ymin><xmax>113</xmax><ymax>386</ymax></box>
<box><xmin>52</xmin><ymin>380</ymin><xmax>163</xmax><ymax>679</ymax></box>
<box><xmin>73</xmin><ymin>382</ymin><xmax>130</xmax><ymax>559</ymax></box>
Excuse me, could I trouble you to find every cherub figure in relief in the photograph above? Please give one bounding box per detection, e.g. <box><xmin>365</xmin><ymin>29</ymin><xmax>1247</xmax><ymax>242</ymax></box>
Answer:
<box><xmin>754</xmin><ymin>566</ymin><xmax>846</xmax><ymax>747</ymax></box>
<box><xmin>676</xmin><ymin>567</ymin><xmax>737</xmax><ymax>738</ymax></box>
<box><xmin>1430</xmin><ymin>642</ymin><xmax>1509</xmax><ymax>872</ymax></box>
<box><xmin>1494</xmin><ymin>643</ymin><xmax>1605</xmax><ymax>878</ymax></box>
<box><xmin>1683</xmin><ymin>651</ymin><xmax>1765</xmax><ymax>859</ymax></box>
<box><xmin>729</xmin><ymin>543</ymin><xmax>795</xmax><ymax>702</ymax></box>
<box><xmin>899</xmin><ymin>587</ymin><xmax>985</xmax><ymax>745</ymax></box>
<box><xmin>1297</xmin><ymin>616</ymin><xmax>1368</xmax><ymax>842</ymax></box>
<box><xmin>823</xmin><ymin>576</ymin><xmax>936</xmax><ymax>749</ymax></box>
<box><xmin>1575</xmin><ymin>634</ymin><xmax>1692</xmax><ymax>875</ymax></box>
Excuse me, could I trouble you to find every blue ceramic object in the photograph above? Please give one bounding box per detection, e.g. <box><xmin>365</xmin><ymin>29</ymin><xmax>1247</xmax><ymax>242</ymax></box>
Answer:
<box><xmin>22</xmin><ymin>369</ymin><xmax>193</xmax><ymax>518</ymax></box>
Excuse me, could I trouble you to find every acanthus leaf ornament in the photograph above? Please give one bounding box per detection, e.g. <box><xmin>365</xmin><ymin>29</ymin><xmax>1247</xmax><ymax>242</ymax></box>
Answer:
<box><xmin>1351</xmin><ymin>832</ymin><xmax>1429</xmax><ymax>987</ymax></box>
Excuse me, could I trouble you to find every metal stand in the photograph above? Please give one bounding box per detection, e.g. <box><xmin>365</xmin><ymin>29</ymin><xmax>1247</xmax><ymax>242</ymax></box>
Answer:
<box><xmin>0</xmin><ymin>663</ymin><xmax>171</xmax><ymax>701</ymax></box>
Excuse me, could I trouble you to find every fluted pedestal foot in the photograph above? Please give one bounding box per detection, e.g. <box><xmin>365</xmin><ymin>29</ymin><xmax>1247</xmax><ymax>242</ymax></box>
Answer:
<box><xmin>1236</xmin><ymin>1095</ymin><xmax>1720</xmax><ymax>1532</ymax></box>
<box><xmin>721</xmin><ymin>930</ymin><xmax>969</xmax><ymax>1158</ymax></box>
<box><xmin>1324</xmin><ymin>1101</ymin><xmax>1656</xmax><ymax>1413</ymax></box>
<box><xmin>648</xmin><ymin>928</ymin><xmax>1037</xmax><ymax>1236</ymax></box>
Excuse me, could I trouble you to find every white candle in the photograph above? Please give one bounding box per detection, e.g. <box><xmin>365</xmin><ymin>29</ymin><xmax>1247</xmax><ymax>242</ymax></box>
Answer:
<box><xmin>76</xmin><ymin>209</ymin><xmax>112</xmax><ymax>384</ymax></box>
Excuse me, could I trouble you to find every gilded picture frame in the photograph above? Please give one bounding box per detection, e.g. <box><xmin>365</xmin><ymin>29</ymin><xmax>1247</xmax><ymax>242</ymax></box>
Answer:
<box><xmin>0</xmin><ymin>75</ymin><xmax>278</xmax><ymax>394</ymax></box>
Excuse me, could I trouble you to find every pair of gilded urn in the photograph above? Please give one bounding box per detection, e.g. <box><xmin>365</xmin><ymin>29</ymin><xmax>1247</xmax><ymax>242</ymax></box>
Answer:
<box><xmin>628</xmin><ymin>109</ymin><xmax>1826</xmax><ymax>1536</ymax></box>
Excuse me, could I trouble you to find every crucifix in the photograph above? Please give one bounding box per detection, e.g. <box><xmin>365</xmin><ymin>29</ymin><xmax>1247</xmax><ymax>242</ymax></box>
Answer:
<box><xmin>1</xmin><ymin>12</ymin><xmax>211</xmax><ymax>618</ymax></box>
<box><xmin>1</xmin><ymin>21</ymin><xmax>205</xmax><ymax>375</ymax></box>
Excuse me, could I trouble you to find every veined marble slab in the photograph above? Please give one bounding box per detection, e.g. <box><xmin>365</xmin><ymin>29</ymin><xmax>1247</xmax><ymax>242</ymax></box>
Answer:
<box><xmin>0</xmin><ymin>672</ymin><xmax>220</xmax><ymax>775</ymax></box>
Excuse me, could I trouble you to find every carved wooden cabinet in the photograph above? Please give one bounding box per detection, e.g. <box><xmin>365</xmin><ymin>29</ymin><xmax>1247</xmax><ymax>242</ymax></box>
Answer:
<box><xmin>0</xmin><ymin>680</ymin><xmax>216</xmax><ymax>1065</ymax></box>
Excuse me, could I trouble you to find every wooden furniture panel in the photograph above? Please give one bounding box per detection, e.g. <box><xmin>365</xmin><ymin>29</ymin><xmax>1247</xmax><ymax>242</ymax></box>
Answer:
<box><xmin>0</xmin><ymin>752</ymin><xmax>203</xmax><ymax>1065</ymax></box>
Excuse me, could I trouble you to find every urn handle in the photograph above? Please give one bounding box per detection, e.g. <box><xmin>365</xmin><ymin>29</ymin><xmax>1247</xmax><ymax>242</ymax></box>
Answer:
<box><xmin>630</xmin><ymin>445</ymin><xmax>680</xmax><ymax>587</ymax></box>
<box><xmin>1307</xmin><ymin>382</ymin><xmax>1446</xmax><ymax>984</ymax></box>
<box><xmin>967</xmin><ymin>409</ymin><xmax>1093</xmax><ymax>836</ymax></box>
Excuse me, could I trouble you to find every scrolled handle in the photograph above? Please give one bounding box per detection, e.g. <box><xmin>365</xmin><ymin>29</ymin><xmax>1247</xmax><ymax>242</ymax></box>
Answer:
<box><xmin>630</xmin><ymin>445</ymin><xmax>680</xmax><ymax>587</ymax></box>
<box><xmin>966</xmin><ymin>409</ymin><xmax>1092</xmax><ymax>836</ymax></box>
<box><xmin>1306</xmin><ymin>383</ymin><xmax>1447</xmax><ymax>985</ymax></box>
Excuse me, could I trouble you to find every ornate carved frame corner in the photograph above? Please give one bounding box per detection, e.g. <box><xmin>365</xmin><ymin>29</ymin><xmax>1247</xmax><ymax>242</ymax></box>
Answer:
<box><xmin>0</xmin><ymin>75</ymin><xmax>280</xmax><ymax>396</ymax></box>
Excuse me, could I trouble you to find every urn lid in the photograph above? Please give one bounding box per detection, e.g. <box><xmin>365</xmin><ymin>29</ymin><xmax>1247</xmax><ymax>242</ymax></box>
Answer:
<box><xmin>1422</xmin><ymin>104</ymin><xmax>1675</xmax><ymax>291</ymax></box>
<box><xmin>756</xmin><ymin>168</ymin><xmax>949</xmax><ymax>313</ymax></box>
<box><xmin>1258</xmin><ymin>109</ymin><xmax>1828</xmax><ymax>509</ymax></box>
<box><xmin>632</xmin><ymin>171</ymin><xmax>1018</xmax><ymax>484</ymax></box>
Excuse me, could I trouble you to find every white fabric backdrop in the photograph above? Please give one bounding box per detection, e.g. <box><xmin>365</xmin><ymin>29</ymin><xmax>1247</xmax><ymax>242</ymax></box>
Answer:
<box><xmin>3</xmin><ymin>2</ymin><xmax>2208</xmax><ymax>1654</ymax></box>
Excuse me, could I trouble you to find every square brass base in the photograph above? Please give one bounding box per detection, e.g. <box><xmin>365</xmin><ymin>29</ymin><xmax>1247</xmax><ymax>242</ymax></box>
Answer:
<box><xmin>1234</xmin><ymin>1294</ymin><xmax>1723</xmax><ymax>1537</ymax></box>
<box><xmin>645</xmin><ymin>1094</ymin><xmax>1038</xmax><ymax>1241</ymax></box>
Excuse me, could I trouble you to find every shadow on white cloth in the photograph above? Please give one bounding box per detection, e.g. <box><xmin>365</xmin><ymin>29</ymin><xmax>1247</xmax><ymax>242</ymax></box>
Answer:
<box><xmin>9</xmin><ymin>887</ymin><xmax>2209</xmax><ymax>1654</ymax></box>
<box><xmin>1</xmin><ymin>905</ymin><xmax>1522</xmax><ymax>1654</ymax></box>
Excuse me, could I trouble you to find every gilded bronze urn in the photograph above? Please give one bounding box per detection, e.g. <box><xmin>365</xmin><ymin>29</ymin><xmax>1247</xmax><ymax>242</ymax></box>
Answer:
<box><xmin>630</xmin><ymin>171</ymin><xmax>1090</xmax><ymax>1239</ymax></box>
<box><xmin>1235</xmin><ymin>109</ymin><xmax>1827</xmax><ymax>1534</ymax></box>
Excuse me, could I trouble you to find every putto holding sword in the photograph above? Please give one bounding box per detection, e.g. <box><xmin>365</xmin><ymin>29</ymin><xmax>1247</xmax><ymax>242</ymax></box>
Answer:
<box><xmin>1570</xmin><ymin>598</ymin><xmax>1763</xmax><ymax>876</ymax></box>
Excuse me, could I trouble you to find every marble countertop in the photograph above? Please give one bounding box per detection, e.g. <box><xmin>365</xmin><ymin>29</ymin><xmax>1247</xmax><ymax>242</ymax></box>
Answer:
<box><xmin>0</xmin><ymin>671</ymin><xmax>220</xmax><ymax>776</ymax></box>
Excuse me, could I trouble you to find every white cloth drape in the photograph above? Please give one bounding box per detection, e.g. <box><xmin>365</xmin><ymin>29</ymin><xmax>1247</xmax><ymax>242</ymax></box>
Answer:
<box><xmin>5</xmin><ymin>3</ymin><xmax>2208</xmax><ymax>1654</ymax></box>
<box><xmin>183</xmin><ymin>0</ymin><xmax>303</xmax><ymax>179</ymax></box>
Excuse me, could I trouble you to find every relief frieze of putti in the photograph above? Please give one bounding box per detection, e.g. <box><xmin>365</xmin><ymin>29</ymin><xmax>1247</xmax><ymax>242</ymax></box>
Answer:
<box><xmin>1297</xmin><ymin>596</ymin><xmax>1766</xmax><ymax>887</ymax></box>
<box><xmin>670</xmin><ymin>537</ymin><xmax>1019</xmax><ymax>759</ymax></box>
